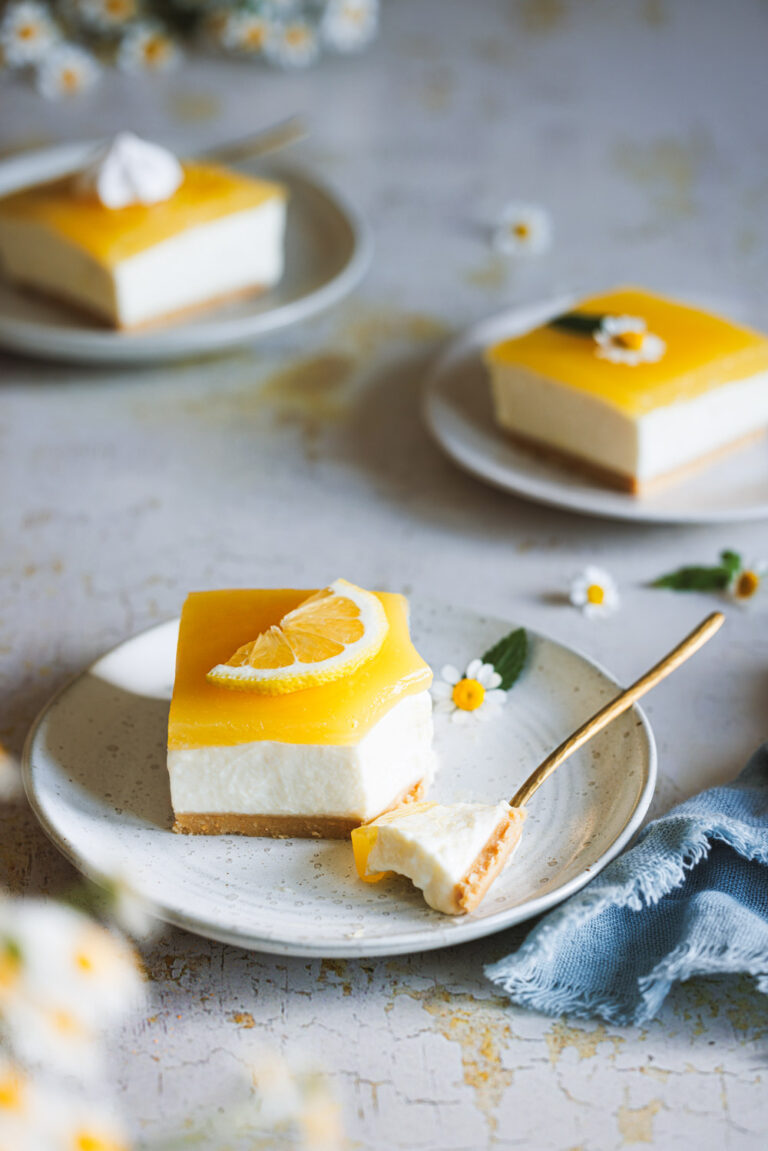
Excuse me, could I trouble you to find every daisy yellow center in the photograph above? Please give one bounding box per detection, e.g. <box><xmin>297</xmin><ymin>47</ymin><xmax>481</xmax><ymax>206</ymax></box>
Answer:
<box><xmin>144</xmin><ymin>36</ymin><xmax>169</xmax><ymax>64</ymax></box>
<box><xmin>615</xmin><ymin>330</ymin><xmax>645</xmax><ymax>351</ymax></box>
<box><xmin>18</xmin><ymin>22</ymin><xmax>38</xmax><ymax>40</ymax></box>
<box><xmin>513</xmin><ymin>221</ymin><xmax>530</xmax><ymax>239</ymax></box>
<box><xmin>0</xmin><ymin>941</ymin><xmax>22</xmax><ymax>991</ymax></box>
<box><xmin>735</xmin><ymin>569</ymin><xmax>760</xmax><ymax>599</ymax></box>
<box><xmin>52</xmin><ymin>1008</ymin><xmax>83</xmax><ymax>1036</ymax></box>
<box><xmin>74</xmin><ymin>1132</ymin><xmax>129</xmax><ymax>1151</ymax></box>
<box><xmin>285</xmin><ymin>25</ymin><xmax>309</xmax><ymax>46</ymax></box>
<box><xmin>61</xmin><ymin>68</ymin><xmax>81</xmax><ymax>92</ymax></box>
<box><xmin>244</xmin><ymin>23</ymin><xmax>265</xmax><ymax>47</ymax></box>
<box><xmin>452</xmin><ymin>677</ymin><xmax>485</xmax><ymax>711</ymax></box>
<box><xmin>0</xmin><ymin>1071</ymin><xmax>24</xmax><ymax>1113</ymax></box>
<box><xmin>586</xmin><ymin>584</ymin><xmax>605</xmax><ymax>605</ymax></box>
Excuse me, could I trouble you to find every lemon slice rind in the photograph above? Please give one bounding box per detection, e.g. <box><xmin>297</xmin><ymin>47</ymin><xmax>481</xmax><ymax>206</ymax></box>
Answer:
<box><xmin>206</xmin><ymin>578</ymin><xmax>389</xmax><ymax>694</ymax></box>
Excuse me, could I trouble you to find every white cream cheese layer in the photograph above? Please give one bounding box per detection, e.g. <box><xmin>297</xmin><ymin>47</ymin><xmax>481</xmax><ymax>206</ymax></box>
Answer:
<box><xmin>490</xmin><ymin>364</ymin><xmax>768</xmax><ymax>483</ymax></box>
<box><xmin>114</xmin><ymin>196</ymin><xmax>285</xmax><ymax>326</ymax></box>
<box><xmin>168</xmin><ymin>691</ymin><xmax>434</xmax><ymax>821</ymax></box>
<box><xmin>366</xmin><ymin>801</ymin><xmax>516</xmax><ymax>915</ymax></box>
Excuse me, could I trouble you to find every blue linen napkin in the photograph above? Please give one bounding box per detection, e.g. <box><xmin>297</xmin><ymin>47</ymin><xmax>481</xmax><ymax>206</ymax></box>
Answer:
<box><xmin>486</xmin><ymin>742</ymin><xmax>768</xmax><ymax>1025</ymax></box>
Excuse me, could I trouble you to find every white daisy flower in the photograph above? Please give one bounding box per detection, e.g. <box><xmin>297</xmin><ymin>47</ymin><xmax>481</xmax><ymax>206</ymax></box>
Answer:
<box><xmin>35</xmin><ymin>42</ymin><xmax>100</xmax><ymax>98</ymax></box>
<box><xmin>492</xmin><ymin>202</ymin><xmax>553</xmax><ymax>257</ymax></box>
<box><xmin>2</xmin><ymin>995</ymin><xmax>103</xmax><ymax>1075</ymax></box>
<box><xmin>117</xmin><ymin>21</ymin><xmax>180</xmax><ymax>73</ymax></box>
<box><xmin>432</xmin><ymin>659</ymin><xmax>507</xmax><ymax>725</ymax></box>
<box><xmin>0</xmin><ymin>1059</ymin><xmax>44</xmax><ymax>1151</ymax></box>
<box><xmin>76</xmin><ymin>0</ymin><xmax>140</xmax><ymax>32</ymax></box>
<box><xmin>264</xmin><ymin>19</ymin><xmax>319</xmax><ymax>68</ymax></box>
<box><xmin>570</xmin><ymin>566</ymin><xmax>620</xmax><ymax>618</ymax></box>
<box><xmin>594</xmin><ymin>315</ymin><xmax>666</xmax><ymax>366</ymax></box>
<box><xmin>321</xmin><ymin>0</ymin><xmax>378</xmax><ymax>53</ymax></box>
<box><xmin>729</xmin><ymin>559</ymin><xmax>767</xmax><ymax>604</ymax></box>
<box><xmin>46</xmin><ymin>1100</ymin><xmax>131</xmax><ymax>1151</ymax></box>
<box><xmin>0</xmin><ymin>899</ymin><xmax>143</xmax><ymax>1029</ymax></box>
<box><xmin>220</xmin><ymin>9</ymin><xmax>272</xmax><ymax>54</ymax></box>
<box><xmin>0</xmin><ymin>1</ymin><xmax>58</xmax><ymax>67</ymax></box>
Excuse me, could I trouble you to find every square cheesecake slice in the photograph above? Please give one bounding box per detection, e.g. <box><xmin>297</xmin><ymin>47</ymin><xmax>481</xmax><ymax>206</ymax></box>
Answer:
<box><xmin>485</xmin><ymin>287</ymin><xmax>768</xmax><ymax>493</ymax></box>
<box><xmin>0</xmin><ymin>160</ymin><xmax>286</xmax><ymax>329</ymax></box>
<box><xmin>167</xmin><ymin>589</ymin><xmax>434</xmax><ymax>838</ymax></box>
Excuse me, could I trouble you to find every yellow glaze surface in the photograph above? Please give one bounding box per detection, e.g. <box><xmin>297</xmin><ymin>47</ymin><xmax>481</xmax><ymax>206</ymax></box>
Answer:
<box><xmin>485</xmin><ymin>287</ymin><xmax>768</xmax><ymax>417</ymax></box>
<box><xmin>168</xmin><ymin>589</ymin><xmax>432</xmax><ymax>749</ymax></box>
<box><xmin>351</xmin><ymin>825</ymin><xmax>386</xmax><ymax>882</ymax></box>
<box><xmin>0</xmin><ymin>163</ymin><xmax>284</xmax><ymax>267</ymax></box>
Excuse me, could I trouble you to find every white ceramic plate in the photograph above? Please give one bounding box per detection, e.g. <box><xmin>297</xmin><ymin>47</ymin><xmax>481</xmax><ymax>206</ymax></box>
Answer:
<box><xmin>0</xmin><ymin>142</ymin><xmax>372</xmax><ymax>365</ymax></box>
<box><xmin>23</xmin><ymin>602</ymin><xmax>655</xmax><ymax>957</ymax></box>
<box><xmin>423</xmin><ymin>299</ymin><xmax>768</xmax><ymax>524</ymax></box>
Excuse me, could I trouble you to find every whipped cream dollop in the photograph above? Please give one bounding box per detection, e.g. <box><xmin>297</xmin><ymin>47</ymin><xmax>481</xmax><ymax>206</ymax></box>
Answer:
<box><xmin>76</xmin><ymin>132</ymin><xmax>184</xmax><ymax>209</ymax></box>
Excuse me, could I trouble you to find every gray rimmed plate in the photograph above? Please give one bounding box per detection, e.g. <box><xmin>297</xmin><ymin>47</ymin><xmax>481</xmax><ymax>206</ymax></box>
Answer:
<box><xmin>22</xmin><ymin>601</ymin><xmax>655</xmax><ymax>957</ymax></box>
<box><xmin>423</xmin><ymin>299</ymin><xmax>768</xmax><ymax>524</ymax></box>
<box><xmin>0</xmin><ymin>141</ymin><xmax>372</xmax><ymax>365</ymax></box>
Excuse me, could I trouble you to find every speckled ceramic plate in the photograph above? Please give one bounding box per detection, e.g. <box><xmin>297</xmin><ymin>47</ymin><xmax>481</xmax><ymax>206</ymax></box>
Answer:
<box><xmin>0</xmin><ymin>142</ymin><xmax>372</xmax><ymax>365</ymax></box>
<box><xmin>423</xmin><ymin>298</ymin><xmax>768</xmax><ymax>524</ymax></box>
<box><xmin>22</xmin><ymin>603</ymin><xmax>655</xmax><ymax>957</ymax></box>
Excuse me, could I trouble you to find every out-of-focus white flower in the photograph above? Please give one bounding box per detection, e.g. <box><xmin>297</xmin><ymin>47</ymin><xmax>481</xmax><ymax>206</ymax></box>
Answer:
<box><xmin>321</xmin><ymin>0</ymin><xmax>378</xmax><ymax>53</ymax></box>
<box><xmin>0</xmin><ymin>1</ymin><xmax>59</xmax><ymax>66</ymax></box>
<box><xmin>570</xmin><ymin>566</ymin><xmax>620</xmax><ymax>618</ymax></box>
<box><xmin>264</xmin><ymin>18</ymin><xmax>319</xmax><ymax>68</ymax></box>
<box><xmin>220</xmin><ymin>9</ymin><xmax>271</xmax><ymax>54</ymax></box>
<box><xmin>251</xmin><ymin>1051</ymin><xmax>305</xmax><ymax>1129</ymax></box>
<box><xmin>250</xmin><ymin>1052</ymin><xmax>343</xmax><ymax>1149</ymax></box>
<box><xmin>729</xmin><ymin>558</ymin><xmax>767</xmax><ymax>604</ymax></box>
<box><xmin>97</xmin><ymin>873</ymin><xmax>157</xmax><ymax>940</ymax></box>
<box><xmin>35</xmin><ymin>42</ymin><xmax>100</xmax><ymax>98</ymax></box>
<box><xmin>76</xmin><ymin>0</ymin><xmax>139</xmax><ymax>32</ymax></box>
<box><xmin>299</xmin><ymin>1074</ymin><xmax>344</xmax><ymax>1151</ymax></box>
<box><xmin>117</xmin><ymin>20</ymin><xmax>180</xmax><ymax>72</ymax></box>
<box><xmin>492</xmin><ymin>202</ymin><xmax>553</xmax><ymax>257</ymax></box>
<box><xmin>431</xmin><ymin>660</ymin><xmax>507</xmax><ymax>725</ymax></box>
<box><xmin>47</xmin><ymin>1099</ymin><xmax>132</xmax><ymax>1151</ymax></box>
<box><xmin>3</xmin><ymin>995</ymin><xmax>101</xmax><ymax>1075</ymax></box>
<box><xmin>0</xmin><ymin>1059</ymin><xmax>42</xmax><ymax>1151</ymax></box>
<box><xmin>594</xmin><ymin>315</ymin><xmax>666</xmax><ymax>366</ymax></box>
<box><xmin>0</xmin><ymin>899</ymin><xmax>142</xmax><ymax>1038</ymax></box>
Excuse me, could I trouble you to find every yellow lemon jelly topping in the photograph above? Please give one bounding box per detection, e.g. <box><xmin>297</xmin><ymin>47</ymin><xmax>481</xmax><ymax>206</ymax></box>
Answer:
<box><xmin>0</xmin><ymin>162</ymin><xmax>285</xmax><ymax>266</ymax></box>
<box><xmin>485</xmin><ymin>287</ymin><xmax>768</xmax><ymax>417</ymax></box>
<box><xmin>168</xmin><ymin>589</ymin><xmax>432</xmax><ymax>750</ymax></box>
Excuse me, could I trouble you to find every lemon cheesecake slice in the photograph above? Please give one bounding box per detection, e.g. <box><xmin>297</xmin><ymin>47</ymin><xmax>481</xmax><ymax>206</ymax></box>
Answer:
<box><xmin>167</xmin><ymin>582</ymin><xmax>434</xmax><ymax>837</ymax></box>
<box><xmin>0</xmin><ymin>133</ymin><xmax>287</xmax><ymax>329</ymax></box>
<box><xmin>352</xmin><ymin>801</ymin><xmax>526</xmax><ymax>914</ymax></box>
<box><xmin>485</xmin><ymin>287</ymin><xmax>768</xmax><ymax>493</ymax></box>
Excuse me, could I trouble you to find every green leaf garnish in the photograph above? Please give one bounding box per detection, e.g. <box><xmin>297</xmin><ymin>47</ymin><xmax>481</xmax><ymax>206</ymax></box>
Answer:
<box><xmin>651</xmin><ymin>550</ymin><xmax>741</xmax><ymax>592</ymax></box>
<box><xmin>482</xmin><ymin>627</ymin><xmax>527</xmax><ymax>690</ymax></box>
<box><xmin>548</xmin><ymin>311</ymin><xmax>604</xmax><ymax>336</ymax></box>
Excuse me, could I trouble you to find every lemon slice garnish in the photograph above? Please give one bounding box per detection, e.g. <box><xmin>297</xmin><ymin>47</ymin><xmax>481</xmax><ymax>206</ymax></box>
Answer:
<box><xmin>206</xmin><ymin>578</ymin><xmax>389</xmax><ymax>694</ymax></box>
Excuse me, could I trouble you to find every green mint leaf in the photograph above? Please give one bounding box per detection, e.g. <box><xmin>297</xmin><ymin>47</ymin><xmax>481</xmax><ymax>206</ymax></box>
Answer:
<box><xmin>720</xmin><ymin>550</ymin><xmax>742</xmax><ymax>578</ymax></box>
<box><xmin>548</xmin><ymin>311</ymin><xmax>603</xmax><ymax>336</ymax></box>
<box><xmin>482</xmin><ymin>627</ymin><xmax>527</xmax><ymax>691</ymax></box>
<box><xmin>651</xmin><ymin>565</ymin><xmax>731</xmax><ymax>591</ymax></box>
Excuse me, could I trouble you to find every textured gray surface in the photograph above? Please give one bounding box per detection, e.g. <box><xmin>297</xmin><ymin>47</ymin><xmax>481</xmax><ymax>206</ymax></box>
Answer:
<box><xmin>1</xmin><ymin>1</ymin><xmax>768</xmax><ymax>1147</ymax></box>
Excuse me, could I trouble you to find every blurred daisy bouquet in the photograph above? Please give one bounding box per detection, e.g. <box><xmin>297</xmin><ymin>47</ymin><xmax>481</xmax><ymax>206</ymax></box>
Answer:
<box><xmin>0</xmin><ymin>0</ymin><xmax>379</xmax><ymax>97</ymax></box>
<box><xmin>0</xmin><ymin>885</ymin><xmax>145</xmax><ymax>1150</ymax></box>
<box><xmin>0</xmin><ymin>881</ymin><xmax>342</xmax><ymax>1149</ymax></box>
